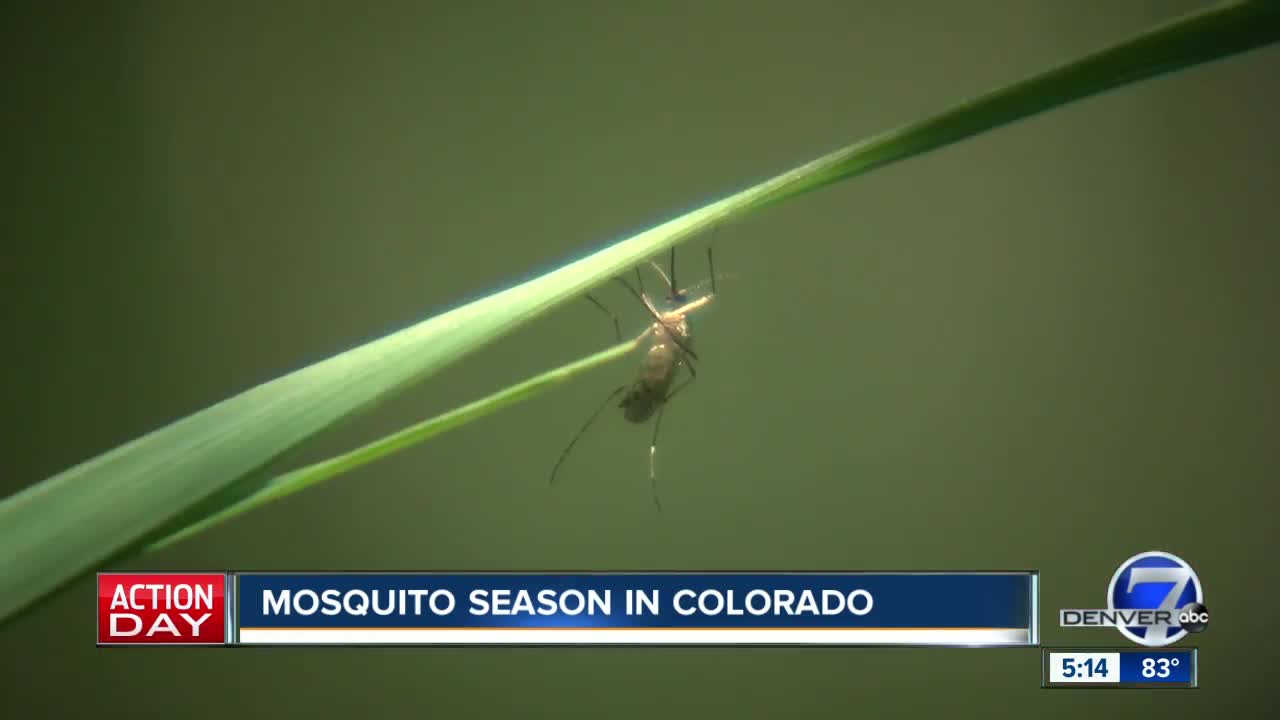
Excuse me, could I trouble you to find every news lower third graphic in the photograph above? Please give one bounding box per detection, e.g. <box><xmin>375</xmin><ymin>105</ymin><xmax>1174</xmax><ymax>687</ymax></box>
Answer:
<box><xmin>1058</xmin><ymin>550</ymin><xmax>1208</xmax><ymax>648</ymax></box>
<box><xmin>94</xmin><ymin>558</ymin><xmax>1208</xmax><ymax>688</ymax></box>
<box><xmin>96</xmin><ymin>571</ymin><xmax>1040</xmax><ymax>647</ymax></box>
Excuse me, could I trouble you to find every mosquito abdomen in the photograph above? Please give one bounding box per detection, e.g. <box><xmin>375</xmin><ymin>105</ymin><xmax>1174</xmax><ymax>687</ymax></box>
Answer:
<box><xmin>621</xmin><ymin>341</ymin><xmax>681</xmax><ymax>422</ymax></box>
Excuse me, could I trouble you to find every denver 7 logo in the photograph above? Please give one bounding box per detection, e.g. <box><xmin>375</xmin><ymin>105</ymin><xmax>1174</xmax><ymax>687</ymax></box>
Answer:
<box><xmin>1107</xmin><ymin>551</ymin><xmax>1203</xmax><ymax>647</ymax></box>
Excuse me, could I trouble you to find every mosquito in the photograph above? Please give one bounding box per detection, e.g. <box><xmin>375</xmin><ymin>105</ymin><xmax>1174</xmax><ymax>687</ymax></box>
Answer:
<box><xmin>549</xmin><ymin>245</ymin><xmax>719</xmax><ymax>511</ymax></box>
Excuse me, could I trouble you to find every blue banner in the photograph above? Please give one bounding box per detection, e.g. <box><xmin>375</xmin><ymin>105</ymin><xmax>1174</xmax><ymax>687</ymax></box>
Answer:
<box><xmin>232</xmin><ymin>572</ymin><xmax>1038</xmax><ymax>646</ymax></box>
<box><xmin>1119</xmin><ymin>650</ymin><xmax>1195</xmax><ymax>684</ymax></box>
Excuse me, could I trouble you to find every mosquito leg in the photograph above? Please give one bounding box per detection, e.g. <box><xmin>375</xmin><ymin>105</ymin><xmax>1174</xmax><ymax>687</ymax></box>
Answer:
<box><xmin>668</xmin><ymin>247</ymin><xmax>677</xmax><ymax>298</ymax></box>
<box><xmin>665</xmin><ymin>330</ymin><xmax>699</xmax><ymax>364</ymax></box>
<box><xmin>649</xmin><ymin>405</ymin><xmax>666</xmax><ymax>513</ymax></box>
<box><xmin>665</xmin><ymin>377</ymin><xmax>694</xmax><ymax>403</ymax></box>
<box><xmin>646</xmin><ymin>375</ymin><xmax>696</xmax><ymax>512</ymax></box>
<box><xmin>707</xmin><ymin>244</ymin><xmax>717</xmax><ymax>295</ymax></box>
<box><xmin>550</xmin><ymin>385</ymin><xmax>627</xmax><ymax>485</ymax></box>
<box><xmin>584</xmin><ymin>294</ymin><xmax>622</xmax><ymax>342</ymax></box>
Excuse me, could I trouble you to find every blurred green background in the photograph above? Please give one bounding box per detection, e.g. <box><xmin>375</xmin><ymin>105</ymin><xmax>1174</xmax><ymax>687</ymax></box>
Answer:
<box><xmin>3</xmin><ymin>0</ymin><xmax>1277</xmax><ymax>716</ymax></box>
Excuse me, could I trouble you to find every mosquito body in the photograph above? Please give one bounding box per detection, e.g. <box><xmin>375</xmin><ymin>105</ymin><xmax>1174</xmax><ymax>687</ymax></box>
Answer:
<box><xmin>550</xmin><ymin>246</ymin><xmax>719</xmax><ymax>511</ymax></box>
<box><xmin>621</xmin><ymin>310</ymin><xmax>690</xmax><ymax>423</ymax></box>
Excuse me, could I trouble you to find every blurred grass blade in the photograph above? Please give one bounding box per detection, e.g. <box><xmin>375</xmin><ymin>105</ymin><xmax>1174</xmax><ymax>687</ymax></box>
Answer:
<box><xmin>147</xmin><ymin>338</ymin><xmax>642</xmax><ymax>551</ymax></box>
<box><xmin>1</xmin><ymin>0</ymin><xmax>1277</xmax><ymax>626</ymax></box>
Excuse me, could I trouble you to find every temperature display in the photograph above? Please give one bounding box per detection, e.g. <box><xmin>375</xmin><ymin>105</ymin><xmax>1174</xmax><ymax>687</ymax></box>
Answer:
<box><xmin>1043</xmin><ymin>648</ymin><xmax>1197</xmax><ymax>688</ymax></box>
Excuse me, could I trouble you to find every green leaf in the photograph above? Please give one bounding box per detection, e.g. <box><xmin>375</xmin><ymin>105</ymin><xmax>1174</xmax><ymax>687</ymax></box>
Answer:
<box><xmin>146</xmin><ymin>338</ymin><xmax>643</xmax><ymax>551</ymax></box>
<box><xmin>2</xmin><ymin>0</ymin><xmax>1277</xmax><ymax>626</ymax></box>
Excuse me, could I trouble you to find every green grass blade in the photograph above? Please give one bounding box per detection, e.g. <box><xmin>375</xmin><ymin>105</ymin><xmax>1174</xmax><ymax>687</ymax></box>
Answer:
<box><xmin>1</xmin><ymin>0</ymin><xmax>1277</xmax><ymax>626</ymax></box>
<box><xmin>146</xmin><ymin>338</ymin><xmax>642</xmax><ymax>551</ymax></box>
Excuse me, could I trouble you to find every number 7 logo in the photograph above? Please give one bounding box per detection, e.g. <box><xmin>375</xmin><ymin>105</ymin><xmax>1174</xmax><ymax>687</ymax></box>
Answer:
<box><xmin>1108</xmin><ymin>551</ymin><xmax>1203</xmax><ymax>647</ymax></box>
